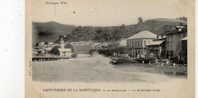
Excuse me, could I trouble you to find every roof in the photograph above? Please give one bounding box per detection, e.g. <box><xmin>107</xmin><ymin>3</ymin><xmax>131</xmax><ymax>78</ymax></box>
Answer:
<box><xmin>163</xmin><ymin>25</ymin><xmax>187</xmax><ymax>35</ymax></box>
<box><xmin>146</xmin><ymin>40</ymin><xmax>164</xmax><ymax>46</ymax></box>
<box><xmin>182</xmin><ymin>37</ymin><xmax>187</xmax><ymax>40</ymax></box>
<box><xmin>64</xmin><ymin>43</ymin><xmax>74</xmax><ymax>48</ymax></box>
<box><xmin>128</xmin><ymin>31</ymin><xmax>157</xmax><ymax>39</ymax></box>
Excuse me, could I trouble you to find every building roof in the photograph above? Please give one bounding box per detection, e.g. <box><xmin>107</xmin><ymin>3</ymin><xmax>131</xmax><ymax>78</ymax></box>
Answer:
<box><xmin>128</xmin><ymin>31</ymin><xmax>157</xmax><ymax>39</ymax></box>
<box><xmin>182</xmin><ymin>37</ymin><xmax>187</xmax><ymax>40</ymax></box>
<box><xmin>64</xmin><ymin>43</ymin><xmax>74</xmax><ymax>48</ymax></box>
<box><xmin>162</xmin><ymin>25</ymin><xmax>187</xmax><ymax>35</ymax></box>
<box><xmin>146</xmin><ymin>40</ymin><xmax>164</xmax><ymax>46</ymax></box>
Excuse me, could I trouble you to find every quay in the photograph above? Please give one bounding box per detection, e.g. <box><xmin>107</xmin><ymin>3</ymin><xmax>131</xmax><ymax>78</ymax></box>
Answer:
<box><xmin>32</xmin><ymin>56</ymin><xmax>70</xmax><ymax>61</ymax></box>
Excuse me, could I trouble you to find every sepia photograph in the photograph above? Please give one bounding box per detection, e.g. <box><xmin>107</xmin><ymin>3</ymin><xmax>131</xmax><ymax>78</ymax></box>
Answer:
<box><xmin>32</xmin><ymin>17</ymin><xmax>188</xmax><ymax>82</ymax></box>
<box><xmin>26</xmin><ymin>0</ymin><xmax>195</xmax><ymax>97</ymax></box>
<box><xmin>0</xmin><ymin>0</ymin><xmax>196</xmax><ymax>97</ymax></box>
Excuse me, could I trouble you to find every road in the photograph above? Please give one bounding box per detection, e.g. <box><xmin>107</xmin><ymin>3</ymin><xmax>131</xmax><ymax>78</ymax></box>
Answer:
<box><xmin>32</xmin><ymin>54</ymin><xmax>185</xmax><ymax>83</ymax></box>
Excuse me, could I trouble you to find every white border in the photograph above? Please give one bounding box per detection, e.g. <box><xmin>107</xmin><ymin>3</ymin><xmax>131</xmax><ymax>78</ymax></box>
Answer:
<box><xmin>0</xmin><ymin>0</ymin><xmax>24</xmax><ymax>98</ymax></box>
<box><xmin>0</xmin><ymin>0</ymin><xmax>196</xmax><ymax>98</ymax></box>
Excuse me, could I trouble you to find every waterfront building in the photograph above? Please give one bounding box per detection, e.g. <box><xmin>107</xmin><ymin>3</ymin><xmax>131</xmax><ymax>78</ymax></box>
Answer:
<box><xmin>127</xmin><ymin>30</ymin><xmax>157</xmax><ymax>58</ymax></box>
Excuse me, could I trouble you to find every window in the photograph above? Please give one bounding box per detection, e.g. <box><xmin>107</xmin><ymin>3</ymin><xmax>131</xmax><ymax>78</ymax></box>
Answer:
<box><xmin>136</xmin><ymin>41</ymin><xmax>138</xmax><ymax>47</ymax></box>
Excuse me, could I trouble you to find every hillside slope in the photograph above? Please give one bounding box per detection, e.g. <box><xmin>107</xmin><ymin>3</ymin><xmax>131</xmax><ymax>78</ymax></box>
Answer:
<box><xmin>32</xmin><ymin>18</ymin><xmax>187</xmax><ymax>44</ymax></box>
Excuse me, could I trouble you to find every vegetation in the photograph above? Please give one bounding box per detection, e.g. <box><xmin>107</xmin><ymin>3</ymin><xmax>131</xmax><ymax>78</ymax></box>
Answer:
<box><xmin>33</xmin><ymin>17</ymin><xmax>187</xmax><ymax>44</ymax></box>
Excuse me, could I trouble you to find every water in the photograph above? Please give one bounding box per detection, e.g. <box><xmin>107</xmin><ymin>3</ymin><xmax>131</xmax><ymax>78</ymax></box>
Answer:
<box><xmin>32</xmin><ymin>55</ymin><xmax>183</xmax><ymax>82</ymax></box>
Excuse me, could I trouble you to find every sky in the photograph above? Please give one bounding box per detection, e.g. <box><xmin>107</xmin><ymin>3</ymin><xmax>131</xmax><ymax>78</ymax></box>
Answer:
<box><xmin>31</xmin><ymin>0</ymin><xmax>192</xmax><ymax>26</ymax></box>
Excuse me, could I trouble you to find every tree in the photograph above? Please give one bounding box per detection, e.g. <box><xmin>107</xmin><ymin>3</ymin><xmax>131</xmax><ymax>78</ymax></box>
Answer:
<box><xmin>137</xmin><ymin>17</ymin><xmax>143</xmax><ymax>24</ymax></box>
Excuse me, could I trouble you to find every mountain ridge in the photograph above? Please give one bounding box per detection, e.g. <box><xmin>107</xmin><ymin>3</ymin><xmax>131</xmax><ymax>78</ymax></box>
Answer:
<box><xmin>32</xmin><ymin>17</ymin><xmax>187</xmax><ymax>45</ymax></box>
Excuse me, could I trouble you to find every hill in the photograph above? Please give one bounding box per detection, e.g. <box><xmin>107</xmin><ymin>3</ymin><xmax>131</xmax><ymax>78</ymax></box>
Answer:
<box><xmin>32</xmin><ymin>21</ymin><xmax>76</xmax><ymax>44</ymax></box>
<box><xmin>32</xmin><ymin>17</ymin><xmax>187</xmax><ymax>45</ymax></box>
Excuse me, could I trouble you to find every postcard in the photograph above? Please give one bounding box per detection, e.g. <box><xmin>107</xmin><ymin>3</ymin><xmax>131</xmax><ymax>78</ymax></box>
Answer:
<box><xmin>26</xmin><ymin>0</ymin><xmax>195</xmax><ymax>97</ymax></box>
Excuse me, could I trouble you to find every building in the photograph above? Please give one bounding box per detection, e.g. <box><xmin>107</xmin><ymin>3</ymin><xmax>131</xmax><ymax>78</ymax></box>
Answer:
<box><xmin>127</xmin><ymin>30</ymin><xmax>157</xmax><ymax>58</ymax></box>
<box><xmin>162</xmin><ymin>24</ymin><xmax>187</xmax><ymax>63</ymax></box>
<box><xmin>50</xmin><ymin>38</ymin><xmax>74</xmax><ymax>58</ymax></box>
<box><xmin>58</xmin><ymin>40</ymin><xmax>73</xmax><ymax>57</ymax></box>
<box><xmin>71</xmin><ymin>41</ymin><xmax>94</xmax><ymax>54</ymax></box>
<box><xmin>146</xmin><ymin>40</ymin><xmax>165</xmax><ymax>59</ymax></box>
<box><xmin>181</xmin><ymin>37</ymin><xmax>187</xmax><ymax>64</ymax></box>
<box><xmin>119</xmin><ymin>38</ymin><xmax>127</xmax><ymax>47</ymax></box>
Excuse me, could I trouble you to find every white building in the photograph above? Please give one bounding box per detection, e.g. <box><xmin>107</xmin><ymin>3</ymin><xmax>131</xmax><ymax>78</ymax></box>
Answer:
<box><xmin>127</xmin><ymin>30</ymin><xmax>157</xmax><ymax>58</ymax></box>
<box><xmin>119</xmin><ymin>38</ymin><xmax>127</xmax><ymax>47</ymax></box>
<box><xmin>58</xmin><ymin>39</ymin><xmax>73</xmax><ymax>57</ymax></box>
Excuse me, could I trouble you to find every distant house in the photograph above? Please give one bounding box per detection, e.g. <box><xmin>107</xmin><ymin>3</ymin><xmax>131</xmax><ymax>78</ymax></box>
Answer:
<box><xmin>50</xmin><ymin>39</ymin><xmax>74</xmax><ymax>58</ymax></box>
<box><xmin>34</xmin><ymin>41</ymin><xmax>45</xmax><ymax>48</ymax></box>
<box><xmin>33</xmin><ymin>41</ymin><xmax>53</xmax><ymax>56</ymax></box>
<box><xmin>71</xmin><ymin>41</ymin><xmax>94</xmax><ymax>54</ymax></box>
<box><xmin>58</xmin><ymin>44</ymin><xmax>74</xmax><ymax>57</ymax></box>
<box><xmin>127</xmin><ymin>30</ymin><xmax>157</xmax><ymax>58</ymax></box>
<box><xmin>38</xmin><ymin>41</ymin><xmax>45</xmax><ymax>46</ymax></box>
<box><xmin>44</xmin><ymin>42</ymin><xmax>57</xmax><ymax>52</ymax></box>
<box><xmin>119</xmin><ymin>38</ymin><xmax>127</xmax><ymax>47</ymax></box>
<box><xmin>94</xmin><ymin>42</ymin><xmax>118</xmax><ymax>50</ymax></box>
